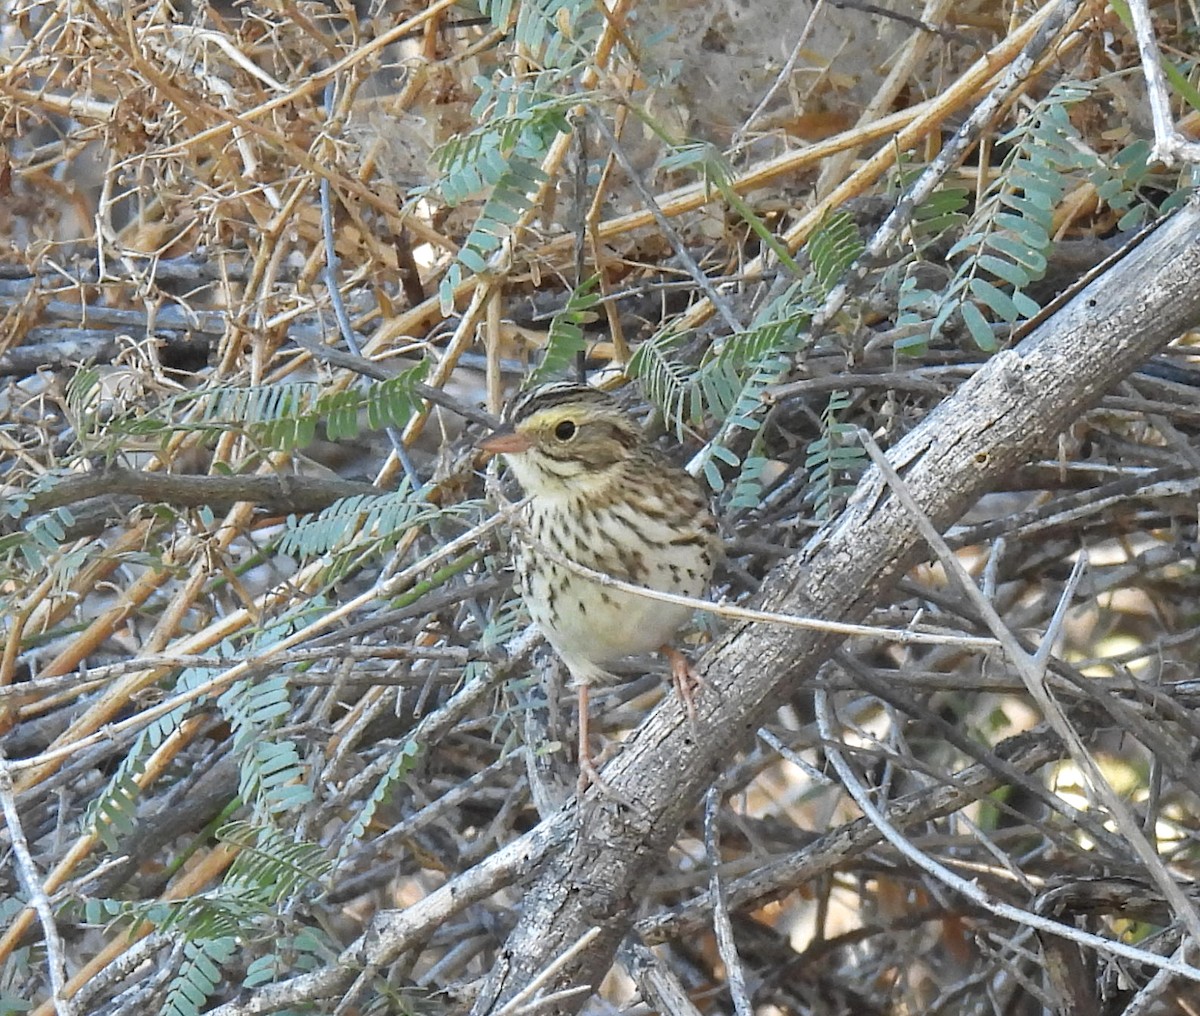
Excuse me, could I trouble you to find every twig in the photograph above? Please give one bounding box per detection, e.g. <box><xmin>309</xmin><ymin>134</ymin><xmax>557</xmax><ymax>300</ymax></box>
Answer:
<box><xmin>287</xmin><ymin>332</ymin><xmax>501</xmax><ymax>430</ymax></box>
<box><xmin>204</xmin><ymin>808</ymin><xmax>574</xmax><ymax>1016</ymax></box>
<box><xmin>810</xmin><ymin>0</ymin><xmax>1085</xmax><ymax>336</ymax></box>
<box><xmin>4</xmin><ymin>507</ymin><xmax>512</xmax><ymax>775</ymax></box>
<box><xmin>686</xmin><ymin>0</ymin><xmax>1084</xmax><ymax>476</ymax></box>
<box><xmin>492</xmin><ymin>928</ymin><xmax>602</xmax><ymax>1016</ymax></box>
<box><xmin>319</xmin><ymin>78</ymin><xmax>420</xmax><ymax>486</ymax></box>
<box><xmin>500</xmin><ymin>510</ymin><xmax>1000</xmax><ymax>651</ymax></box>
<box><xmin>828</xmin><ymin>0</ymin><xmax>976</xmax><ymax>43</ymax></box>
<box><xmin>326</xmin><ymin>753</ymin><xmax>528</xmax><ymax>905</ymax></box>
<box><xmin>1126</xmin><ymin>0</ymin><xmax>1200</xmax><ymax>165</ymax></box>
<box><xmin>0</xmin><ymin>763</ymin><xmax>76</xmax><ymax>1016</ymax></box>
<box><xmin>756</xmin><ymin>727</ymin><xmax>832</xmax><ymax>785</ymax></box>
<box><xmin>635</xmin><ymin>725</ymin><xmax>1066</xmax><ymax>943</ymax></box>
<box><xmin>5</xmin><ymin>467</ymin><xmax>380</xmax><ymax>526</ymax></box>
<box><xmin>68</xmin><ymin>933</ymin><xmax>164</xmax><ymax>1013</ymax></box>
<box><xmin>617</xmin><ymin>939</ymin><xmax>705</xmax><ymax>1016</ymax></box>
<box><xmin>704</xmin><ymin>786</ymin><xmax>753</xmax><ymax>1016</ymax></box>
<box><xmin>735</xmin><ymin>0</ymin><xmax>828</xmax><ymax>145</ymax></box>
<box><xmin>587</xmin><ymin>110</ymin><xmax>744</xmax><ymax>336</ymax></box>
<box><xmin>330</xmin><ymin>658</ymin><xmax>522</xmax><ymax>807</ymax></box>
<box><xmin>1117</xmin><ymin>945</ymin><xmax>1189</xmax><ymax>1016</ymax></box>
<box><xmin>502</xmin><ymin>987</ymin><xmax>593</xmax><ymax>1015</ymax></box>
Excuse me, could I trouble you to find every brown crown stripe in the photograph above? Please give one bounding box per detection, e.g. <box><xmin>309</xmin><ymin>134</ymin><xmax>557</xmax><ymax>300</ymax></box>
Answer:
<box><xmin>508</xmin><ymin>382</ymin><xmax>616</xmax><ymax>424</ymax></box>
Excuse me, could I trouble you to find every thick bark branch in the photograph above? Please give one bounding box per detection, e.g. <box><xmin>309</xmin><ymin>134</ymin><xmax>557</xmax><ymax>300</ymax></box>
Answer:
<box><xmin>3</xmin><ymin>468</ymin><xmax>382</xmax><ymax>540</ymax></box>
<box><xmin>469</xmin><ymin>201</ymin><xmax>1200</xmax><ymax>1012</ymax></box>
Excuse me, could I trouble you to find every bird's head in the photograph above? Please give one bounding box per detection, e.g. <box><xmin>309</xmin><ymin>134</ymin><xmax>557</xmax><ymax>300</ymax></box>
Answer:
<box><xmin>477</xmin><ymin>381</ymin><xmax>642</xmax><ymax>498</ymax></box>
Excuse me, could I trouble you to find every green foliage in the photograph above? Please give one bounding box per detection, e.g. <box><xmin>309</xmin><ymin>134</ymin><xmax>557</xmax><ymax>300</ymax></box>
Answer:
<box><xmin>243</xmin><ymin>927</ymin><xmax>336</xmax><ymax>988</ymax></box>
<box><xmin>495</xmin><ymin>0</ymin><xmax>603</xmax><ymax>70</ymax></box>
<box><xmin>933</xmin><ymin>82</ymin><xmax>1098</xmax><ymax>351</ymax></box>
<box><xmin>0</xmin><ymin>898</ymin><xmax>32</xmax><ymax>1016</ymax></box>
<box><xmin>0</xmin><ymin>486</ymin><xmax>34</xmax><ymax>523</ymax></box>
<box><xmin>201</xmin><ymin>383</ymin><xmax>318</xmax><ymax>449</ymax></box>
<box><xmin>277</xmin><ymin>478</ymin><xmax>451</xmax><ymax>563</ymax></box>
<box><xmin>79</xmin><ymin>894</ymin><xmax>243</xmax><ymax>941</ymax></box>
<box><xmin>889</xmin><ymin>159</ymin><xmax>971</xmax><ymax>255</ymax></box>
<box><xmin>84</xmin><ymin>662</ymin><xmax>221</xmax><ymax>851</ymax></box>
<box><xmin>805</xmin><ymin>391</ymin><xmax>864</xmax><ymax>520</ymax></box>
<box><xmin>85</xmin><ymin>763</ymin><xmax>143</xmax><ymax>854</ymax></box>
<box><xmin>894</xmin><ymin>81</ymin><xmax>1192</xmax><ymax>356</ymax></box>
<box><xmin>528</xmin><ymin>276</ymin><xmax>601</xmax><ymax>384</ymax></box>
<box><xmin>1095</xmin><ymin>139</ymin><xmax>1154</xmax><ymax>229</ymax></box>
<box><xmin>165</xmin><ymin>935</ymin><xmax>238</xmax><ymax>1016</ymax></box>
<box><xmin>893</xmin><ymin>265</ymin><xmax>939</xmax><ymax>357</ymax></box>
<box><xmin>436</xmin><ymin>92</ymin><xmax>576</xmax><ymax>205</ymax></box>
<box><xmin>1108</xmin><ymin>0</ymin><xmax>1200</xmax><ymax>114</ymax></box>
<box><xmin>1086</xmin><ymin>137</ymin><xmax>1191</xmax><ymax>230</ymax></box>
<box><xmin>627</xmin><ymin>330</ymin><xmax>698</xmax><ymax>440</ymax></box>
<box><xmin>63</xmin><ymin>364</ymin><xmax>103</xmax><ymax>440</ymax></box>
<box><xmin>807</xmin><ymin>210</ymin><xmax>865</xmax><ymax>292</ymax></box>
<box><xmin>80</xmin><ymin>821</ymin><xmax>333</xmax><ymax>1016</ymax></box>
<box><xmin>436</xmin><ymin>0</ymin><xmax>604</xmax><ymax>312</ymax></box>
<box><xmin>91</xmin><ymin>360</ymin><xmax>431</xmax><ymax>453</ymax></box>
<box><xmin>0</xmin><ymin>471</ymin><xmax>95</xmax><ymax>607</ymax></box>
<box><xmin>221</xmin><ymin>820</ymin><xmax>334</xmax><ymax>900</ymax></box>
<box><xmin>336</xmin><ymin>739</ymin><xmax>421</xmax><ymax>864</ymax></box>
<box><xmin>631</xmin><ymin>211</ymin><xmax>863</xmax><ymax>492</ymax></box>
<box><xmin>218</xmin><ymin>672</ymin><xmax>312</xmax><ymax>816</ymax></box>
<box><xmin>439</xmin><ymin>154</ymin><xmax>551</xmax><ymax>312</ymax></box>
<box><xmin>264</xmin><ymin>360</ymin><xmax>431</xmax><ymax>450</ymax></box>
<box><xmin>728</xmin><ymin>449</ymin><xmax>771</xmax><ymax>511</ymax></box>
<box><xmin>477</xmin><ymin>0</ymin><xmax>516</xmax><ymax>28</ymax></box>
<box><xmin>659</xmin><ymin>142</ymin><xmax>802</xmax><ymax>274</ymax></box>
<box><xmin>0</xmin><ymin>506</ymin><xmax>75</xmax><ymax>572</ymax></box>
<box><xmin>479</xmin><ymin>592</ymin><xmax>529</xmax><ymax>654</ymax></box>
<box><xmin>476</xmin><ymin>596</ymin><xmax>533</xmax><ymax>746</ymax></box>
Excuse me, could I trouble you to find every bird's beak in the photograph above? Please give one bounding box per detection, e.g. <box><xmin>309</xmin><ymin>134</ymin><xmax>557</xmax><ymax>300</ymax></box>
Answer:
<box><xmin>477</xmin><ymin>428</ymin><xmax>533</xmax><ymax>454</ymax></box>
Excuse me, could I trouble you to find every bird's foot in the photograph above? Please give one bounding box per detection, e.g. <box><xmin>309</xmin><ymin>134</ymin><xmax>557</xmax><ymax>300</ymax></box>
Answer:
<box><xmin>662</xmin><ymin>645</ymin><xmax>703</xmax><ymax>728</ymax></box>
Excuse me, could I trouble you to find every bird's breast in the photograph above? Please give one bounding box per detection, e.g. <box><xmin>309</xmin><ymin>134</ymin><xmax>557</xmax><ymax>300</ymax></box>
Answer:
<box><xmin>517</xmin><ymin>494</ymin><xmax>713</xmax><ymax>670</ymax></box>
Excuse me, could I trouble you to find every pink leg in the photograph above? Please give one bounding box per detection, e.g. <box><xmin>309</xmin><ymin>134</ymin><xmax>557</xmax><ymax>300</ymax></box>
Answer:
<box><xmin>577</xmin><ymin>684</ymin><xmax>599</xmax><ymax>795</ymax></box>
<box><xmin>574</xmin><ymin>686</ymin><xmax>645</xmax><ymax>807</ymax></box>
<box><xmin>662</xmin><ymin>645</ymin><xmax>702</xmax><ymax>725</ymax></box>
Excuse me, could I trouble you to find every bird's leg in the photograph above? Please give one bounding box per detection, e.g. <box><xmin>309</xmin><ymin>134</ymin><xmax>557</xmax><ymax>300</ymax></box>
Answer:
<box><xmin>575</xmin><ymin>685</ymin><xmax>638</xmax><ymax>806</ymax></box>
<box><xmin>662</xmin><ymin>645</ymin><xmax>702</xmax><ymax>727</ymax></box>
<box><xmin>576</xmin><ymin>683</ymin><xmax>599</xmax><ymax>795</ymax></box>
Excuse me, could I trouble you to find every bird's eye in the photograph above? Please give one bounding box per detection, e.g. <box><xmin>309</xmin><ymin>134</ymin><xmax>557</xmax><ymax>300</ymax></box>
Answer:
<box><xmin>554</xmin><ymin>419</ymin><xmax>577</xmax><ymax>441</ymax></box>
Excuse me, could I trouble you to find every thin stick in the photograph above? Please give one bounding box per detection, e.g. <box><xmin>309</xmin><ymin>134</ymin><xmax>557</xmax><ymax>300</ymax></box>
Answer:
<box><xmin>491</xmin><ymin>928</ymin><xmax>602</xmax><ymax>1016</ymax></box>
<box><xmin>0</xmin><ymin>764</ymin><xmax>76</xmax><ymax>1016</ymax></box>
<box><xmin>704</xmin><ymin>786</ymin><xmax>753</xmax><ymax>1016</ymax></box>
